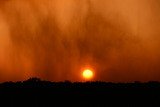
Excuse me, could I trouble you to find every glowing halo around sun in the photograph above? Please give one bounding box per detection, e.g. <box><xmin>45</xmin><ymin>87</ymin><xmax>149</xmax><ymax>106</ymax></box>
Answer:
<box><xmin>82</xmin><ymin>69</ymin><xmax>94</xmax><ymax>80</ymax></box>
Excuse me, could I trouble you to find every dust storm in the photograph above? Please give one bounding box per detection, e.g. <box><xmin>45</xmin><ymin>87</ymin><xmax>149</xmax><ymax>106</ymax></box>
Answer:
<box><xmin>0</xmin><ymin>0</ymin><xmax>160</xmax><ymax>82</ymax></box>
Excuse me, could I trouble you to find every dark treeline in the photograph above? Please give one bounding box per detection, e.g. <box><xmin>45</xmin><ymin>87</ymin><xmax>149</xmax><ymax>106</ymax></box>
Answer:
<box><xmin>0</xmin><ymin>78</ymin><xmax>160</xmax><ymax>107</ymax></box>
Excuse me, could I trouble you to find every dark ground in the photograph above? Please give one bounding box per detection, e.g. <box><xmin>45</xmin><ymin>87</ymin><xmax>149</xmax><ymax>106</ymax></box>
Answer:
<box><xmin>0</xmin><ymin>78</ymin><xmax>160</xmax><ymax>107</ymax></box>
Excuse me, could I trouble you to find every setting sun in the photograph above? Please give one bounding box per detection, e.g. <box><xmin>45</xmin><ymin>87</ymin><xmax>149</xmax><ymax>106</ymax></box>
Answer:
<box><xmin>82</xmin><ymin>69</ymin><xmax>94</xmax><ymax>80</ymax></box>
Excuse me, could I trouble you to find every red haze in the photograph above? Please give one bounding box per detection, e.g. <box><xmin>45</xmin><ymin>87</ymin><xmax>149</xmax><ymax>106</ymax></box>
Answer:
<box><xmin>0</xmin><ymin>0</ymin><xmax>160</xmax><ymax>82</ymax></box>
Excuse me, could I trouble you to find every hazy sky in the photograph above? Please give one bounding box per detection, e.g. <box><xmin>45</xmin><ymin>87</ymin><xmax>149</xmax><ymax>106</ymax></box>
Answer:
<box><xmin>0</xmin><ymin>0</ymin><xmax>160</xmax><ymax>82</ymax></box>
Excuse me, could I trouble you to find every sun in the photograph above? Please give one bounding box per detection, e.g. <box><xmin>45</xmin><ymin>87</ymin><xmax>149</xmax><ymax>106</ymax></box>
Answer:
<box><xmin>82</xmin><ymin>69</ymin><xmax>94</xmax><ymax>80</ymax></box>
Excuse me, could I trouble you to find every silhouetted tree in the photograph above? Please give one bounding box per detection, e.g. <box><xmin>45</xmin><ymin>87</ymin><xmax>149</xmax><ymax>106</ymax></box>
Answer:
<box><xmin>25</xmin><ymin>77</ymin><xmax>41</xmax><ymax>82</ymax></box>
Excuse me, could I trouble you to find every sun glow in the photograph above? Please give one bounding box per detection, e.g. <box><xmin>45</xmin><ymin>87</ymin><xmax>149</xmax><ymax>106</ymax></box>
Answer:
<box><xmin>82</xmin><ymin>69</ymin><xmax>94</xmax><ymax>80</ymax></box>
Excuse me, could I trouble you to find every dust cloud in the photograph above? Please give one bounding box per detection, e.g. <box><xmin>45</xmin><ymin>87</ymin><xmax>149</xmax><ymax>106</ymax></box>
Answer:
<box><xmin>0</xmin><ymin>0</ymin><xmax>160</xmax><ymax>82</ymax></box>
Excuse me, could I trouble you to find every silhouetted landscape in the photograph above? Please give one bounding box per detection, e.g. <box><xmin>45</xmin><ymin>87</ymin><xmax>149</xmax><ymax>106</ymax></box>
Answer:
<box><xmin>0</xmin><ymin>78</ymin><xmax>160</xmax><ymax>106</ymax></box>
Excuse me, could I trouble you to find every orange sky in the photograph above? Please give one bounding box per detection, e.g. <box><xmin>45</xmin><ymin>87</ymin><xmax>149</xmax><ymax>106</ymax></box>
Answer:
<box><xmin>0</xmin><ymin>0</ymin><xmax>160</xmax><ymax>82</ymax></box>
